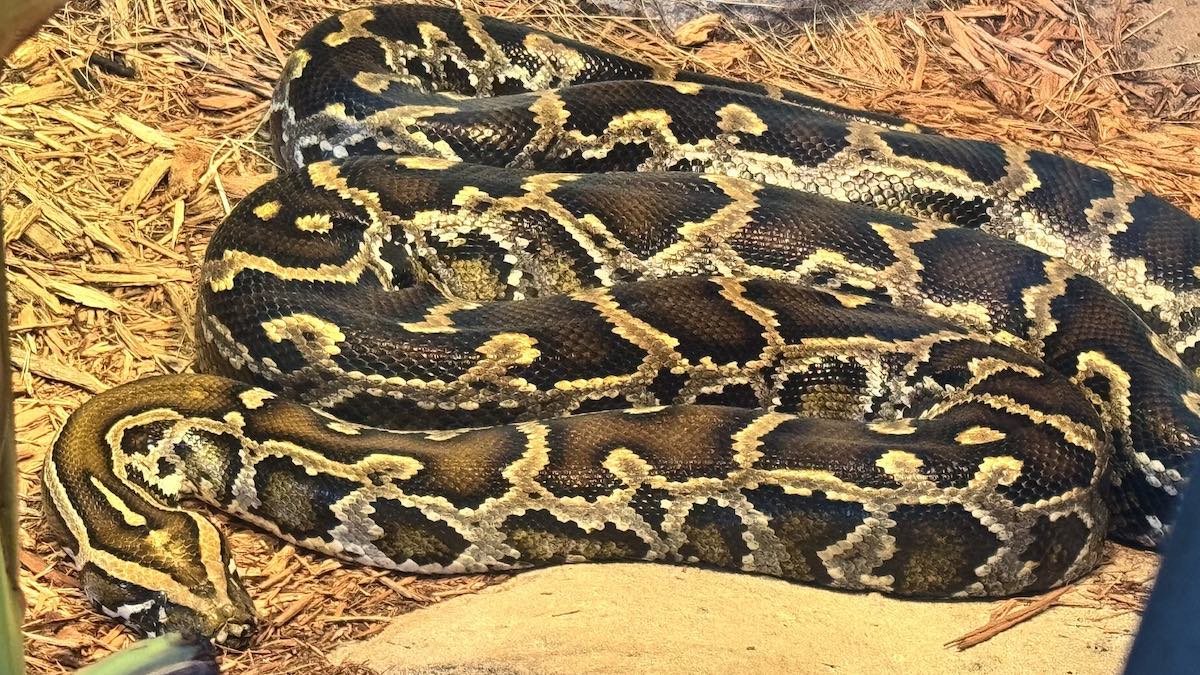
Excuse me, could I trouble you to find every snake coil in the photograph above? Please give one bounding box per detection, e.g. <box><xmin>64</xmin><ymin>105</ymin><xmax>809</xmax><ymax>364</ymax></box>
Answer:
<box><xmin>43</xmin><ymin>4</ymin><xmax>1200</xmax><ymax>646</ymax></box>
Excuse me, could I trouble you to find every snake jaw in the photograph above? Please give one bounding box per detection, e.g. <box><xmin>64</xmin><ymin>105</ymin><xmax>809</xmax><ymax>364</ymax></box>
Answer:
<box><xmin>200</xmin><ymin>579</ymin><xmax>258</xmax><ymax>649</ymax></box>
<box><xmin>148</xmin><ymin>591</ymin><xmax>257</xmax><ymax>649</ymax></box>
<box><xmin>175</xmin><ymin>595</ymin><xmax>258</xmax><ymax>650</ymax></box>
<box><xmin>80</xmin><ymin>564</ymin><xmax>258</xmax><ymax>648</ymax></box>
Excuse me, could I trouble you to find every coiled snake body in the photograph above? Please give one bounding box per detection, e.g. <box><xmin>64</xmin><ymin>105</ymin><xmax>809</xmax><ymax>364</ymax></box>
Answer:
<box><xmin>43</xmin><ymin>4</ymin><xmax>1200</xmax><ymax>646</ymax></box>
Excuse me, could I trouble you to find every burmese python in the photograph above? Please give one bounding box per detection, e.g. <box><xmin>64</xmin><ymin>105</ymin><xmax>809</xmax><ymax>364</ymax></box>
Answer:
<box><xmin>43</xmin><ymin>4</ymin><xmax>1200</xmax><ymax>647</ymax></box>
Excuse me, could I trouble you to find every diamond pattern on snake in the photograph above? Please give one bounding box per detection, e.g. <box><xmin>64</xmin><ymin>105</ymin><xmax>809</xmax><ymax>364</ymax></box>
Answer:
<box><xmin>42</xmin><ymin>4</ymin><xmax>1200</xmax><ymax>646</ymax></box>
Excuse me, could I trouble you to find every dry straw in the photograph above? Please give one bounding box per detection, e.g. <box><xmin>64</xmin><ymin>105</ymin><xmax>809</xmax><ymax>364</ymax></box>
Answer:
<box><xmin>3</xmin><ymin>0</ymin><xmax>1179</xmax><ymax>671</ymax></box>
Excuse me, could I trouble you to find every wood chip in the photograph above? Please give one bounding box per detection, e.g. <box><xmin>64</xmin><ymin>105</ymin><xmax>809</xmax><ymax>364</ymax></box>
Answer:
<box><xmin>14</xmin><ymin>182</ymin><xmax>130</xmax><ymax>256</ymax></box>
<box><xmin>946</xmin><ymin>586</ymin><xmax>1073</xmax><ymax>649</ymax></box>
<box><xmin>0</xmin><ymin>80</ymin><xmax>72</xmax><ymax>107</ymax></box>
<box><xmin>43</xmin><ymin>278</ymin><xmax>124</xmax><ymax>311</ymax></box>
<box><xmin>114</xmin><ymin>112</ymin><xmax>177</xmax><ymax>149</ymax></box>
<box><xmin>195</xmin><ymin>92</ymin><xmax>257</xmax><ymax>110</ymax></box>
<box><xmin>73</xmin><ymin>267</ymin><xmax>192</xmax><ymax>285</ymax></box>
<box><xmin>7</xmin><ymin>270</ymin><xmax>63</xmax><ymax>313</ymax></box>
<box><xmin>255</xmin><ymin>3</ymin><xmax>287</xmax><ymax>65</ymax></box>
<box><xmin>10</xmin><ymin>347</ymin><xmax>107</xmax><ymax>393</ymax></box>
<box><xmin>167</xmin><ymin>141</ymin><xmax>210</xmax><ymax>198</ymax></box>
<box><xmin>673</xmin><ymin>13</ymin><xmax>722</xmax><ymax>47</ymax></box>
<box><xmin>220</xmin><ymin>171</ymin><xmax>275</xmax><ymax>198</ymax></box>
<box><xmin>43</xmin><ymin>105</ymin><xmax>104</xmax><ymax>133</ymax></box>
<box><xmin>6</xmin><ymin>205</ymin><xmax>46</xmax><ymax>246</ymax></box>
<box><xmin>118</xmin><ymin>154</ymin><xmax>172</xmax><ymax>210</ymax></box>
<box><xmin>19</xmin><ymin>550</ymin><xmax>80</xmax><ymax>589</ymax></box>
<box><xmin>379</xmin><ymin>576</ymin><xmax>431</xmax><ymax>602</ymax></box>
<box><xmin>273</xmin><ymin>593</ymin><xmax>318</xmax><ymax>626</ymax></box>
<box><xmin>14</xmin><ymin>182</ymin><xmax>82</xmax><ymax>238</ymax></box>
<box><xmin>968</xmin><ymin>22</ymin><xmax>1074</xmax><ymax>78</ymax></box>
<box><xmin>112</xmin><ymin>320</ymin><xmax>155</xmax><ymax>358</ymax></box>
<box><xmin>25</xmin><ymin>226</ymin><xmax>70</xmax><ymax>261</ymax></box>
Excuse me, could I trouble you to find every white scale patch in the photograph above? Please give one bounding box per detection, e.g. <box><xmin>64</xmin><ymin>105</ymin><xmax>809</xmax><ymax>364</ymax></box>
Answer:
<box><xmin>101</xmin><ymin>598</ymin><xmax>155</xmax><ymax>621</ymax></box>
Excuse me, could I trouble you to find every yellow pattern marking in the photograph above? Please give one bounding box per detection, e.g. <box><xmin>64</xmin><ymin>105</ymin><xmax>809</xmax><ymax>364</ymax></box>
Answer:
<box><xmin>295</xmin><ymin>213</ymin><xmax>334</xmax><ymax>233</ymax></box>
<box><xmin>90</xmin><ymin>476</ymin><xmax>149</xmax><ymax>528</ymax></box>
<box><xmin>716</xmin><ymin>103</ymin><xmax>767</xmax><ymax>136</ymax></box>
<box><xmin>976</xmin><ymin>455</ymin><xmax>1023</xmax><ymax>487</ymax></box>
<box><xmin>828</xmin><ymin>290</ymin><xmax>875</xmax><ymax>308</ymax></box>
<box><xmin>323</xmin><ymin>8</ymin><xmax>375</xmax><ymax>47</ymax></box>
<box><xmin>522</xmin><ymin>33</ymin><xmax>588</xmax><ymax>84</ymax></box>
<box><xmin>353</xmin><ymin>72</ymin><xmax>397</xmax><ymax>94</ymax></box>
<box><xmin>868</xmin><ymin>419</ymin><xmax>916</xmax><ymax>435</ymax></box>
<box><xmin>261</xmin><ymin>314</ymin><xmax>346</xmax><ymax>357</ymax></box>
<box><xmin>875</xmin><ymin>450</ymin><xmax>924</xmax><ymax>478</ymax></box>
<box><xmin>955</xmin><ymin>426</ymin><xmax>1007</xmax><ymax>445</ymax></box>
<box><xmin>1184</xmin><ymin>391</ymin><xmax>1200</xmax><ymax>420</ymax></box>
<box><xmin>326</xmin><ymin>420</ymin><xmax>362</xmax><ymax>435</ymax></box>
<box><xmin>238</xmin><ymin>389</ymin><xmax>275</xmax><ymax>410</ymax></box>
<box><xmin>665</xmin><ymin>81</ymin><xmax>704</xmax><ymax>95</ymax></box>
<box><xmin>400</xmin><ymin>298</ymin><xmax>479</xmax><ymax>333</ymax></box>
<box><xmin>253</xmin><ymin>201</ymin><xmax>281</xmax><ymax>220</ymax></box>
<box><xmin>463</xmin><ymin>332</ymin><xmax>542</xmax><ymax>383</ymax></box>
<box><xmin>395</xmin><ymin>156</ymin><xmax>460</xmax><ymax>171</ymax></box>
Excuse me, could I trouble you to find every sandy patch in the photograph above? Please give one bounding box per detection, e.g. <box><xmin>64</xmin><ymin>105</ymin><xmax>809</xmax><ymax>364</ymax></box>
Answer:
<box><xmin>332</xmin><ymin>547</ymin><xmax>1152</xmax><ymax>675</ymax></box>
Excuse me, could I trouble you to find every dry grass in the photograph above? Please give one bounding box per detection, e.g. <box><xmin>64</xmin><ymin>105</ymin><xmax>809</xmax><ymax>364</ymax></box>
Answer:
<box><xmin>3</xmin><ymin>0</ymin><xmax>1187</xmax><ymax>671</ymax></box>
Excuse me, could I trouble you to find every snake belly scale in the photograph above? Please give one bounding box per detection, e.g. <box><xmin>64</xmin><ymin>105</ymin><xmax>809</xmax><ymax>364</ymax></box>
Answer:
<box><xmin>41</xmin><ymin>3</ymin><xmax>1200</xmax><ymax>646</ymax></box>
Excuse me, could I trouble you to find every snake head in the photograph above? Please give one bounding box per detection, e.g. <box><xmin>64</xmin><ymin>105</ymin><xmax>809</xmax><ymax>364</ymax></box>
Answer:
<box><xmin>41</xmin><ymin>375</ymin><xmax>265</xmax><ymax>648</ymax></box>
<box><xmin>78</xmin><ymin>556</ymin><xmax>258</xmax><ymax>649</ymax></box>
